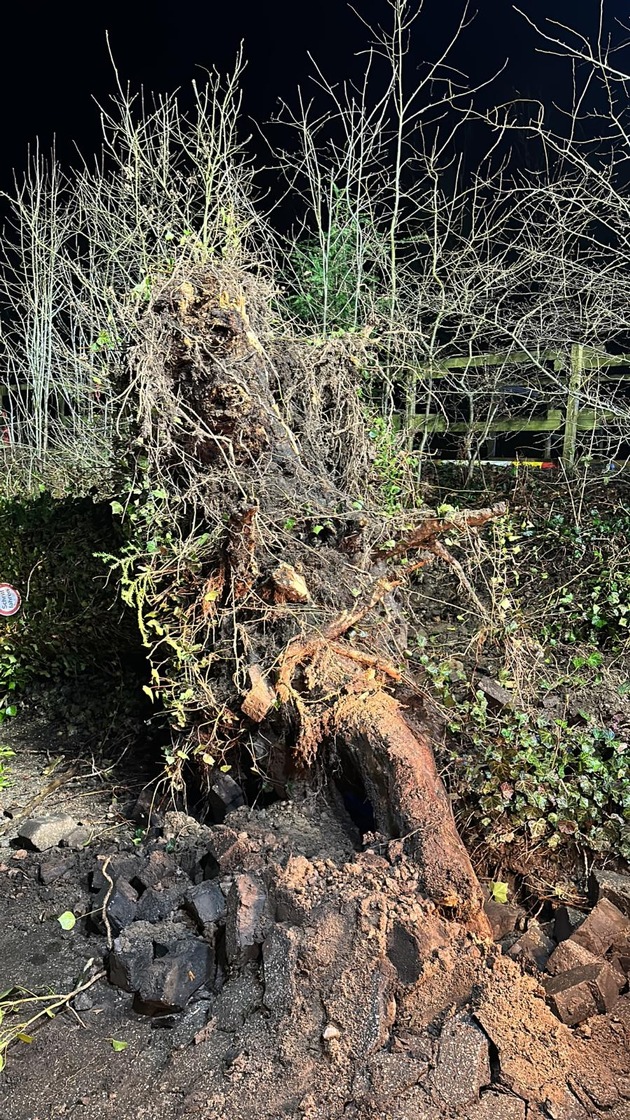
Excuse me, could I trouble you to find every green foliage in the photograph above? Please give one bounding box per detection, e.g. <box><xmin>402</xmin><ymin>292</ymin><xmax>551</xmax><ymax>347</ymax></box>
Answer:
<box><xmin>368</xmin><ymin>416</ymin><xmax>420</xmax><ymax>514</ymax></box>
<box><xmin>423</xmin><ymin>656</ymin><xmax>630</xmax><ymax>859</ymax></box>
<box><xmin>0</xmin><ymin>492</ymin><xmax>146</xmax><ymax>736</ymax></box>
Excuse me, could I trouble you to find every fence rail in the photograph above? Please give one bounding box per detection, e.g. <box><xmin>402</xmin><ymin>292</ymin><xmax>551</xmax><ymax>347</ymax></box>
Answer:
<box><xmin>405</xmin><ymin>343</ymin><xmax>630</xmax><ymax>465</ymax></box>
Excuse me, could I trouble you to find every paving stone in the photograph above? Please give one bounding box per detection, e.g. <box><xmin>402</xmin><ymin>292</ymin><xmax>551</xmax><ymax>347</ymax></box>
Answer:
<box><xmin>546</xmin><ymin>939</ymin><xmax>600</xmax><ymax>976</ymax></box>
<box><xmin>185</xmin><ymin>880</ymin><xmax>227</xmax><ymax>927</ymax></box>
<box><xmin>17</xmin><ymin>815</ymin><xmax>78</xmax><ymax>851</ymax></box>
<box><xmin>134</xmin><ymin>937</ymin><xmax>214</xmax><ymax>1014</ymax></box>
<box><xmin>545</xmin><ymin>962</ymin><xmax>620</xmax><ymax>1025</ymax></box>
<box><xmin>571</xmin><ymin>898</ymin><xmax>630</xmax><ymax>957</ymax></box>
<box><xmin>507</xmin><ymin>922</ymin><xmax>555</xmax><ymax>971</ymax></box>
<box><xmin>589</xmin><ymin>868</ymin><xmax>630</xmax><ymax>918</ymax></box>
<box><xmin>433</xmin><ymin>1013</ymin><xmax>491</xmax><ymax>1108</ymax></box>
<box><xmin>225</xmin><ymin>873</ymin><xmax>270</xmax><ymax>964</ymax></box>
<box><xmin>554</xmin><ymin>905</ymin><xmax>586</xmax><ymax>943</ymax></box>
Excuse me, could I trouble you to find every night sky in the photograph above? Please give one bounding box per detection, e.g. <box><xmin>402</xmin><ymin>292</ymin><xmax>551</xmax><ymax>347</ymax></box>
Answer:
<box><xmin>0</xmin><ymin>1</ymin><xmax>625</xmax><ymax>192</ymax></box>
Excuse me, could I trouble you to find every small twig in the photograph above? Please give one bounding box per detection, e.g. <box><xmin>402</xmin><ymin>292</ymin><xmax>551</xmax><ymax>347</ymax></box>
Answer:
<box><xmin>100</xmin><ymin>856</ymin><xmax>114</xmax><ymax>950</ymax></box>
<box><xmin>0</xmin><ymin>768</ymin><xmax>78</xmax><ymax>837</ymax></box>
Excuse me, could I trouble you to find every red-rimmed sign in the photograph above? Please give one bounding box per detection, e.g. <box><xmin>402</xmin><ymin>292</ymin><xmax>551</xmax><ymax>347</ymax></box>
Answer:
<box><xmin>0</xmin><ymin>584</ymin><xmax>21</xmax><ymax>617</ymax></box>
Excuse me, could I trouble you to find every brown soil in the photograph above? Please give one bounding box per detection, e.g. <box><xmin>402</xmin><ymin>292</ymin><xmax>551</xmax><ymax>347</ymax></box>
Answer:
<box><xmin>1</xmin><ymin>728</ymin><xmax>629</xmax><ymax>1120</ymax></box>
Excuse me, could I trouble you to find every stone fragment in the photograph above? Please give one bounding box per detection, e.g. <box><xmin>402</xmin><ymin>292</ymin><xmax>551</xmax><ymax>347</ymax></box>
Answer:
<box><xmin>240</xmin><ymin>664</ymin><xmax>277</xmax><ymax>723</ymax></box>
<box><xmin>571</xmin><ymin>898</ymin><xmax>630</xmax><ymax>957</ymax></box>
<box><xmin>545</xmin><ymin>962</ymin><xmax>620</xmax><ymax>1025</ymax></box>
<box><xmin>129</xmin><ymin>849</ymin><xmax>178</xmax><ymax>892</ymax></box>
<box><xmin>185</xmin><ymin>880</ymin><xmax>227</xmax><ymax>927</ymax></box>
<box><xmin>476</xmin><ymin>677</ymin><xmax>515</xmax><ymax>708</ymax></box>
<box><xmin>206</xmin><ymin>772</ymin><xmax>245</xmax><ymax>823</ymax></box>
<box><xmin>589</xmin><ymin>868</ymin><xmax>630</xmax><ymax>918</ymax></box>
<box><xmin>546</xmin><ymin>940</ymin><xmax>599</xmax><ymax>976</ymax></box>
<box><xmin>507</xmin><ymin>922</ymin><xmax>555</xmax><ymax>971</ymax></box>
<box><xmin>204</xmin><ymin>827</ymin><xmax>252</xmax><ymax>876</ymax></box>
<box><xmin>108</xmin><ymin>921</ymin><xmax>156</xmax><ymax>992</ymax></box>
<box><xmin>225</xmin><ymin>873</ymin><xmax>269</xmax><ymax>965</ymax></box>
<box><xmin>271</xmin><ymin>562</ymin><xmax>309</xmax><ymax>604</ymax></box>
<box><xmin>135</xmin><ymin>937</ymin><xmax>214</xmax><ymax>1014</ymax></box>
<box><xmin>38</xmin><ymin>855</ymin><xmax>75</xmax><ymax>885</ymax></box>
<box><xmin>135</xmin><ymin>879</ymin><xmax>189</xmax><ymax>922</ymax></box>
<box><xmin>130</xmin><ymin>787</ymin><xmax>164</xmax><ymax>829</ymax></box>
<box><xmin>93</xmin><ymin>878</ymin><xmax>138</xmax><ymax>936</ymax></box>
<box><xmin>91</xmin><ymin>854</ymin><xmax>143</xmax><ymax>892</ymax></box>
<box><xmin>483</xmin><ymin>893</ymin><xmax>525</xmax><ymax>941</ymax></box>
<box><xmin>17</xmin><ymin>815</ymin><xmax>78</xmax><ymax>851</ymax></box>
<box><xmin>433</xmin><ymin>1013</ymin><xmax>491</xmax><ymax>1108</ymax></box>
<box><xmin>62</xmin><ymin>826</ymin><xmax>91</xmax><ymax>850</ymax></box>
<box><xmin>262</xmin><ymin>924</ymin><xmax>300</xmax><ymax>1017</ymax></box>
<box><xmin>554</xmin><ymin>905</ymin><xmax>586</xmax><ymax>943</ymax></box>
<box><xmin>466</xmin><ymin>1092</ymin><xmax>526</xmax><ymax>1119</ymax></box>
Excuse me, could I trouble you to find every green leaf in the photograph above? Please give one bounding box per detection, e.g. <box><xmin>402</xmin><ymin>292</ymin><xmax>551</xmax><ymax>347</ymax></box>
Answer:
<box><xmin>490</xmin><ymin>881</ymin><xmax>509</xmax><ymax>905</ymax></box>
<box><xmin>16</xmin><ymin>1033</ymin><xmax>33</xmax><ymax>1043</ymax></box>
<box><xmin>110</xmin><ymin>501</ymin><xmax>125</xmax><ymax>516</ymax></box>
<box><xmin>57</xmin><ymin>911</ymin><xmax>76</xmax><ymax>931</ymax></box>
<box><xmin>111</xmin><ymin>1039</ymin><xmax>128</xmax><ymax>1052</ymax></box>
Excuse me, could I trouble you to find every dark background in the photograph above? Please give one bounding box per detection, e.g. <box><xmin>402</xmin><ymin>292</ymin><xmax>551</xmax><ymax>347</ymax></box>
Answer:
<box><xmin>0</xmin><ymin>1</ymin><xmax>623</xmax><ymax>192</ymax></box>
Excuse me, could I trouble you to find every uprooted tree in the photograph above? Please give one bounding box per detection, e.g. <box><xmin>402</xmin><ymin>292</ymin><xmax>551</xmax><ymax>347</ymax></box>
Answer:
<box><xmin>110</xmin><ymin>261</ymin><xmax>504</xmax><ymax>933</ymax></box>
<box><xmin>2</xmin><ymin>2</ymin><xmax>629</xmax><ymax>938</ymax></box>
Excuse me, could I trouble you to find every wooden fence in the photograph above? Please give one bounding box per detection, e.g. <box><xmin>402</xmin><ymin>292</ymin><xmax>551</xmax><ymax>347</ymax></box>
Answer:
<box><xmin>404</xmin><ymin>343</ymin><xmax>630</xmax><ymax>465</ymax></box>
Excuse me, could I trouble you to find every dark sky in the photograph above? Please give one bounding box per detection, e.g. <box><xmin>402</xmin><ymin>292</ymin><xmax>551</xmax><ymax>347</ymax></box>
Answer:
<box><xmin>0</xmin><ymin>0</ymin><xmax>625</xmax><ymax>190</ymax></box>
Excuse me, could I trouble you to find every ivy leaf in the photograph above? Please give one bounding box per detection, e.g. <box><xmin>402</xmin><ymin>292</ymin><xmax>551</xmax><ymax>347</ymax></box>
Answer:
<box><xmin>57</xmin><ymin>911</ymin><xmax>76</xmax><ymax>931</ymax></box>
<box><xmin>490</xmin><ymin>881</ymin><xmax>509</xmax><ymax>905</ymax></box>
<box><xmin>111</xmin><ymin>1039</ymin><xmax>128</xmax><ymax>1052</ymax></box>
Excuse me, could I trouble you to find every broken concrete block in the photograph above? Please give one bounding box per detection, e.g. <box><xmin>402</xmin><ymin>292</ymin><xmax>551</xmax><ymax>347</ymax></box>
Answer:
<box><xmin>185</xmin><ymin>880</ymin><xmax>227</xmax><ymax>927</ymax></box>
<box><xmin>546</xmin><ymin>939</ymin><xmax>600</xmax><ymax>976</ymax></box>
<box><xmin>507</xmin><ymin>922</ymin><xmax>555</xmax><ymax>972</ymax></box>
<box><xmin>545</xmin><ymin>962</ymin><xmax>620</xmax><ymax>1025</ymax></box>
<box><xmin>225</xmin><ymin>873</ymin><xmax>269</xmax><ymax>965</ymax></box>
<box><xmin>433</xmin><ymin>1012</ymin><xmax>491</xmax><ymax>1107</ymax></box>
<box><xmin>571</xmin><ymin>898</ymin><xmax>630</xmax><ymax>957</ymax></box>
<box><xmin>135</xmin><ymin>937</ymin><xmax>214</xmax><ymax>1014</ymax></box>
<box><xmin>207</xmin><ymin>772</ymin><xmax>245</xmax><ymax>823</ymax></box>
<box><xmin>589</xmin><ymin>868</ymin><xmax>630</xmax><ymax>918</ymax></box>
<box><xmin>241</xmin><ymin>664</ymin><xmax>277</xmax><ymax>723</ymax></box>
<box><xmin>18</xmin><ymin>815</ymin><xmax>78</xmax><ymax>851</ymax></box>
<box><xmin>108</xmin><ymin>921</ymin><xmax>156</xmax><ymax>992</ymax></box>
<box><xmin>466</xmin><ymin>1092</ymin><xmax>526</xmax><ymax>1119</ymax></box>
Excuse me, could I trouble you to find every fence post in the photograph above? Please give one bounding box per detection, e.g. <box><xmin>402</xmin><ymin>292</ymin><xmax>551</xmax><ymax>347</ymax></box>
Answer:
<box><xmin>562</xmin><ymin>343</ymin><xmax>583</xmax><ymax>468</ymax></box>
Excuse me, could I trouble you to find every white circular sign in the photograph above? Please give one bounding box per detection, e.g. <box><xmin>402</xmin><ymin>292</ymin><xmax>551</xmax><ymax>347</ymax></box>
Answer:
<box><xmin>0</xmin><ymin>584</ymin><xmax>21</xmax><ymax>617</ymax></box>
